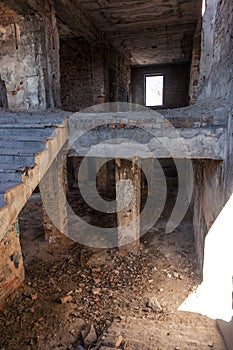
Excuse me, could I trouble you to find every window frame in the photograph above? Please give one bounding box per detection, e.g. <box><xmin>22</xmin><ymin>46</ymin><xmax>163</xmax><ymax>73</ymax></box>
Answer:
<box><xmin>144</xmin><ymin>74</ymin><xmax>164</xmax><ymax>108</ymax></box>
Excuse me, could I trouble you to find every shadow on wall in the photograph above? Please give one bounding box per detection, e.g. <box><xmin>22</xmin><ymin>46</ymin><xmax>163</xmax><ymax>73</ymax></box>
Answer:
<box><xmin>0</xmin><ymin>75</ymin><xmax>8</xmax><ymax>108</ymax></box>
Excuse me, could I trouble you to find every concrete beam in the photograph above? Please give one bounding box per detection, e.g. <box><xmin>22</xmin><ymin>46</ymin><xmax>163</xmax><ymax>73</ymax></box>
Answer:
<box><xmin>54</xmin><ymin>0</ymin><xmax>100</xmax><ymax>42</ymax></box>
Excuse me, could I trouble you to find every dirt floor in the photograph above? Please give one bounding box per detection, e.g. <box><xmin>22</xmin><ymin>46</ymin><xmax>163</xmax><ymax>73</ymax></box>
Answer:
<box><xmin>0</xmin><ymin>189</ymin><xmax>226</xmax><ymax>350</ymax></box>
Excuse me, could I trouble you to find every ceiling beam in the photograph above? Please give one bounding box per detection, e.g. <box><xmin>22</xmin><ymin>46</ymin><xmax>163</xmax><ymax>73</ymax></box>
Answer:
<box><xmin>2</xmin><ymin>0</ymin><xmax>100</xmax><ymax>42</ymax></box>
<box><xmin>53</xmin><ymin>0</ymin><xmax>100</xmax><ymax>42</ymax></box>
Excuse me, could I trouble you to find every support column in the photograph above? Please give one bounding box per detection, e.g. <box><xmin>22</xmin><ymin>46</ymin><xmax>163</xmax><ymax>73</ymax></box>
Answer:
<box><xmin>0</xmin><ymin>219</ymin><xmax>24</xmax><ymax>304</ymax></box>
<box><xmin>40</xmin><ymin>151</ymin><xmax>68</xmax><ymax>243</ymax></box>
<box><xmin>115</xmin><ymin>158</ymin><xmax>141</xmax><ymax>253</ymax></box>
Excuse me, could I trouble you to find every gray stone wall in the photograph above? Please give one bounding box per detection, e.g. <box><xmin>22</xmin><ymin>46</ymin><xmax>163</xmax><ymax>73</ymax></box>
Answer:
<box><xmin>193</xmin><ymin>0</ymin><xmax>233</xmax><ymax>269</ymax></box>
<box><xmin>198</xmin><ymin>0</ymin><xmax>233</xmax><ymax>103</ymax></box>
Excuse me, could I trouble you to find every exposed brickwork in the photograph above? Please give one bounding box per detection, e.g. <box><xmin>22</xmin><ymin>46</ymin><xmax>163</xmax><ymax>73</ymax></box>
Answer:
<box><xmin>0</xmin><ymin>220</ymin><xmax>24</xmax><ymax>303</ymax></box>
<box><xmin>60</xmin><ymin>38</ymin><xmax>97</xmax><ymax>112</ymax></box>
<box><xmin>42</xmin><ymin>206</ymin><xmax>65</xmax><ymax>243</ymax></box>
<box><xmin>60</xmin><ymin>38</ymin><xmax>130</xmax><ymax>112</ymax></box>
<box><xmin>189</xmin><ymin>16</ymin><xmax>202</xmax><ymax>104</ymax></box>
<box><xmin>0</xmin><ymin>2</ymin><xmax>17</xmax><ymax>25</ymax></box>
<box><xmin>131</xmin><ymin>63</ymin><xmax>190</xmax><ymax>109</ymax></box>
<box><xmin>105</xmin><ymin>48</ymin><xmax>130</xmax><ymax>103</ymax></box>
<box><xmin>0</xmin><ymin>1</ymin><xmax>60</xmax><ymax>111</ymax></box>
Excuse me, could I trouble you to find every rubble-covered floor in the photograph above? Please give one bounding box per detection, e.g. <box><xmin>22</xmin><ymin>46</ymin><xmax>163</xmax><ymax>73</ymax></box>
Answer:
<box><xmin>0</xmin><ymin>190</ymin><xmax>226</xmax><ymax>350</ymax></box>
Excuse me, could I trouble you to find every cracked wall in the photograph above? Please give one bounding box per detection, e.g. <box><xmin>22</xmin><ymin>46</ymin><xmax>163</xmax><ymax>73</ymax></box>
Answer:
<box><xmin>193</xmin><ymin>0</ymin><xmax>233</xmax><ymax>270</ymax></box>
<box><xmin>198</xmin><ymin>0</ymin><xmax>233</xmax><ymax>103</ymax></box>
<box><xmin>0</xmin><ymin>1</ymin><xmax>60</xmax><ymax>111</ymax></box>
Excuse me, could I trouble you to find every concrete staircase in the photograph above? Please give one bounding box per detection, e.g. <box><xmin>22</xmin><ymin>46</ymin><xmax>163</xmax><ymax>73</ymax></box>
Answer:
<box><xmin>0</xmin><ymin>111</ymin><xmax>69</xmax><ymax>240</ymax></box>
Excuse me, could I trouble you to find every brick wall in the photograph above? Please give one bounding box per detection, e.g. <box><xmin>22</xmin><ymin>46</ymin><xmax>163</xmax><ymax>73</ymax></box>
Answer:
<box><xmin>60</xmin><ymin>38</ymin><xmax>98</xmax><ymax>112</ymax></box>
<box><xmin>0</xmin><ymin>1</ymin><xmax>60</xmax><ymax>111</ymax></box>
<box><xmin>60</xmin><ymin>38</ymin><xmax>130</xmax><ymax>112</ymax></box>
<box><xmin>131</xmin><ymin>63</ymin><xmax>190</xmax><ymax>109</ymax></box>
<box><xmin>189</xmin><ymin>16</ymin><xmax>202</xmax><ymax>104</ymax></box>
<box><xmin>0</xmin><ymin>2</ymin><xmax>17</xmax><ymax>25</ymax></box>
<box><xmin>105</xmin><ymin>48</ymin><xmax>130</xmax><ymax>103</ymax></box>
<box><xmin>0</xmin><ymin>220</ymin><xmax>24</xmax><ymax>304</ymax></box>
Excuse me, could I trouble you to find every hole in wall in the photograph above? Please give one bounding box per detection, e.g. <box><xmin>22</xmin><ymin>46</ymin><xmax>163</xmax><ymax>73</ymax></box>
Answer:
<box><xmin>0</xmin><ymin>75</ymin><xmax>8</xmax><ymax>109</ymax></box>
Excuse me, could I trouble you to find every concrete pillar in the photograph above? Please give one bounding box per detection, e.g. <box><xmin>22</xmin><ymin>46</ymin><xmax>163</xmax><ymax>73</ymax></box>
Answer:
<box><xmin>115</xmin><ymin>158</ymin><xmax>141</xmax><ymax>253</ymax></box>
<box><xmin>0</xmin><ymin>219</ymin><xmax>24</xmax><ymax>304</ymax></box>
<box><xmin>193</xmin><ymin>159</ymin><xmax>224</xmax><ymax>271</ymax></box>
<box><xmin>40</xmin><ymin>152</ymin><xmax>68</xmax><ymax>243</ymax></box>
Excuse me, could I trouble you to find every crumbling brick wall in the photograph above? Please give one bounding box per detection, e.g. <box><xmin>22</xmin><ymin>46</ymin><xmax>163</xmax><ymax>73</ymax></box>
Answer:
<box><xmin>60</xmin><ymin>38</ymin><xmax>130</xmax><ymax>112</ymax></box>
<box><xmin>0</xmin><ymin>220</ymin><xmax>24</xmax><ymax>303</ymax></box>
<box><xmin>0</xmin><ymin>1</ymin><xmax>60</xmax><ymax>111</ymax></box>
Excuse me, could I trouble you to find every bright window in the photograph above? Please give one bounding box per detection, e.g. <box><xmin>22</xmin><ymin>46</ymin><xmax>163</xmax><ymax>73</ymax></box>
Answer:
<box><xmin>145</xmin><ymin>75</ymin><xmax>164</xmax><ymax>107</ymax></box>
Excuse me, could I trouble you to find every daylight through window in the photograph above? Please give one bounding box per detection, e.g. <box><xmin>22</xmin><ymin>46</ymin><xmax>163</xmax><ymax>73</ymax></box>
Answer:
<box><xmin>145</xmin><ymin>75</ymin><xmax>164</xmax><ymax>107</ymax></box>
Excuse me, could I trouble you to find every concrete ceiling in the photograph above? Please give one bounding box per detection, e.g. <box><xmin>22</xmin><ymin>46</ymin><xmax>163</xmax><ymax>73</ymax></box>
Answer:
<box><xmin>2</xmin><ymin>0</ymin><xmax>202</xmax><ymax>66</ymax></box>
<box><xmin>76</xmin><ymin>0</ymin><xmax>202</xmax><ymax>65</ymax></box>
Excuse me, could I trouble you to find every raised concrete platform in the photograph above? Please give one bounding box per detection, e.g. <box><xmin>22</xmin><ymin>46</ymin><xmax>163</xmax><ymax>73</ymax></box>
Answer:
<box><xmin>68</xmin><ymin>109</ymin><xmax>226</xmax><ymax>160</ymax></box>
<box><xmin>0</xmin><ymin>99</ymin><xmax>230</xmax><ymax>241</ymax></box>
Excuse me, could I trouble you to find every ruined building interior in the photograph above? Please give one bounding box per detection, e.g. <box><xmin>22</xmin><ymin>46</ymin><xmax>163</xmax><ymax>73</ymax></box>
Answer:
<box><xmin>0</xmin><ymin>0</ymin><xmax>233</xmax><ymax>349</ymax></box>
